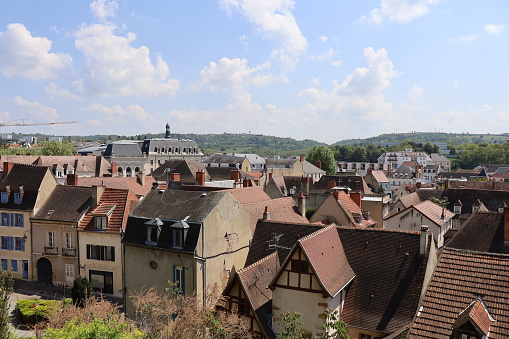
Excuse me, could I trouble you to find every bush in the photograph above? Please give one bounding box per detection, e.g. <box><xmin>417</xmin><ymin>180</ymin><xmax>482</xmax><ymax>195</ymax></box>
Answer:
<box><xmin>72</xmin><ymin>277</ymin><xmax>93</xmax><ymax>306</ymax></box>
<box><xmin>43</xmin><ymin>317</ymin><xmax>144</xmax><ymax>339</ymax></box>
<box><xmin>15</xmin><ymin>299</ymin><xmax>59</xmax><ymax>324</ymax></box>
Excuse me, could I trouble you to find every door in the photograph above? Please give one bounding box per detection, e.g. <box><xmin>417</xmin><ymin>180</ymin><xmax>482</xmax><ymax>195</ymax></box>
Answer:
<box><xmin>37</xmin><ymin>258</ymin><xmax>52</xmax><ymax>285</ymax></box>
<box><xmin>22</xmin><ymin>260</ymin><xmax>28</xmax><ymax>279</ymax></box>
<box><xmin>65</xmin><ymin>264</ymin><xmax>75</xmax><ymax>286</ymax></box>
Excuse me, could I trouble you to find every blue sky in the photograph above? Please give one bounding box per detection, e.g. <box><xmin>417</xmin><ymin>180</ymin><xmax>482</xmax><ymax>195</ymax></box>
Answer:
<box><xmin>0</xmin><ymin>1</ymin><xmax>508</xmax><ymax>144</ymax></box>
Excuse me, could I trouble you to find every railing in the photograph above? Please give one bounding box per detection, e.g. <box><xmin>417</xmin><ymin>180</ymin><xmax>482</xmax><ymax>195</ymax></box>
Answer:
<box><xmin>62</xmin><ymin>248</ymin><xmax>77</xmax><ymax>257</ymax></box>
<box><xmin>44</xmin><ymin>246</ymin><xmax>58</xmax><ymax>255</ymax></box>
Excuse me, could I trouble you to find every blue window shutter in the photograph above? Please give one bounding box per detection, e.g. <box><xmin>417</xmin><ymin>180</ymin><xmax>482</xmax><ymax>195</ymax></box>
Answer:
<box><xmin>11</xmin><ymin>260</ymin><xmax>17</xmax><ymax>272</ymax></box>
<box><xmin>1</xmin><ymin>259</ymin><xmax>7</xmax><ymax>271</ymax></box>
<box><xmin>7</xmin><ymin>237</ymin><xmax>13</xmax><ymax>250</ymax></box>
<box><xmin>20</xmin><ymin>238</ymin><xmax>25</xmax><ymax>251</ymax></box>
<box><xmin>19</xmin><ymin>214</ymin><xmax>24</xmax><ymax>227</ymax></box>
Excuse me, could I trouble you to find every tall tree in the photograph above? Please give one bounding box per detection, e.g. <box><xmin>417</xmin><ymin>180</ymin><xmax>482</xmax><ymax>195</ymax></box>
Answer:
<box><xmin>307</xmin><ymin>145</ymin><xmax>337</xmax><ymax>175</ymax></box>
<box><xmin>0</xmin><ymin>269</ymin><xmax>13</xmax><ymax>339</ymax></box>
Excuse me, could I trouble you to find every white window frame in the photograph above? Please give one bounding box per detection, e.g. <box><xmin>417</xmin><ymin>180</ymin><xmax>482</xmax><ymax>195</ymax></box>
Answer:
<box><xmin>47</xmin><ymin>231</ymin><xmax>55</xmax><ymax>248</ymax></box>
<box><xmin>13</xmin><ymin>193</ymin><xmax>22</xmax><ymax>204</ymax></box>
<box><xmin>95</xmin><ymin>216</ymin><xmax>107</xmax><ymax>230</ymax></box>
<box><xmin>1</xmin><ymin>192</ymin><xmax>8</xmax><ymax>203</ymax></box>
<box><xmin>454</xmin><ymin>206</ymin><xmax>462</xmax><ymax>214</ymax></box>
<box><xmin>65</xmin><ymin>233</ymin><xmax>74</xmax><ymax>249</ymax></box>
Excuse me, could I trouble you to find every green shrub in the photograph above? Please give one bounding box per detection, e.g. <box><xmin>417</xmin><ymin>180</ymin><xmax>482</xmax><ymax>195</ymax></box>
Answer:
<box><xmin>43</xmin><ymin>317</ymin><xmax>144</xmax><ymax>339</ymax></box>
<box><xmin>16</xmin><ymin>299</ymin><xmax>59</xmax><ymax>324</ymax></box>
<box><xmin>72</xmin><ymin>277</ymin><xmax>93</xmax><ymax>306</ymax></box>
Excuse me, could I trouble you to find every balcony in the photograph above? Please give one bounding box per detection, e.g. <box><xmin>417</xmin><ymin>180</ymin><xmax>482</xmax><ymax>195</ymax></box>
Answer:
<box><xmin>44</xmin><ymin>246</ymin><xmax>58</xmax><ymax>255</ymax></box>
<box><xmin>62</xmin><ymin>248</ymin><xmax>77</xmax><ymax>257</ymax></box>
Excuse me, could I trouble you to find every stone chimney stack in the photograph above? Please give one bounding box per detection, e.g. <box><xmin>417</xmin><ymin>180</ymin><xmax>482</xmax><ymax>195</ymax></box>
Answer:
<box><xmin>300</xmin><ymin>176</ymin><xmax>311</xmax><ymax>196</ymax></box>
<box><xmin>420</xmin><ymin>225</ymin><xmax>429</xmax><ymax>255</ymax></box>
<box><xmin>137</xmin><ymin>171</ymin><xmax>145</xmax><ymax>186</ymax></box>
<box><xmin>111</xmin><ymin>162</ymin><xmax>118</xmax><ymax>176</ymax></box>
<box><xmin>298</xmin><ymin>192</ymin><xmax>306</xmax><ymax>218</ymax></box>
<box><xmin>67</xmin><ymin>173</ymin><xmax>79</xmax><ymax>186</ymax></box>
<box><xmin>3</xmin><ymin>162</ymin><xmax>13</xmax><ymax>175</ymax></box>
<box><xmin>196</xmin><ymin>170</ymin><xmax>206</xmax><ymax>186</ymax></box>
<box><xmin>263</xmin><ymin>206</ymin><xmax>270</xmax><ymax>220</ymax></box>
<box><xmin>91</xmin><ymin>185</ymin><xmax>106</xmax><ymax>207</ymax></box>
<box><xmin>350</xmin><ymin>191</ymin><xmax>362</xmax><ymax>208</ymax></box>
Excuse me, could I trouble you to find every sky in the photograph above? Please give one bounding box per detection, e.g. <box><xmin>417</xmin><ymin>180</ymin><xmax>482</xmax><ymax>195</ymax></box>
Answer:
<box><xmin>0</xmin><ymin>0</ymin><xmax>508</xmax><ymax>144</ymax></box>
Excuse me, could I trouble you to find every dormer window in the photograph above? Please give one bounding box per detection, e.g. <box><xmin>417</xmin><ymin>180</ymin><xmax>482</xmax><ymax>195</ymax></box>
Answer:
<box><xmin>171</xmin><ymin>217</ymin><xmax>190</xmax><ymax>250</ymax></box>
<box><xmin>14</xmin><ymin>193</ymin><xmax>22</xmax><ymax>204</ymax></box>
<box><xmin>145</xmin><ymin>218</ymin><xmax>163</xmax><ymax>245</ymax></box>
<box><xmin>92</xmin><ymin>203</ymin><xmax>115</xmax><ymax>231</ymax></box>
<box><xmin>95</xmin><ymin>216</ymin><xmax>107</xmax><ymax>230</ymax></box>
<box><xmin>454</xmin><ymin>206</ymin><xmax>462</xmax><ymax>214</ymax></box>
<box><xmin>1</xmin><ymin>192</ymin><xmax>8</xmax><ymax>203</ymax></box>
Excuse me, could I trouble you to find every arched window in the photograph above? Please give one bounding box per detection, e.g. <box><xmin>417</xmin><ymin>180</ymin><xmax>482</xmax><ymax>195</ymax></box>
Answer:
<box><xmin>126</xmin><ymin>167</ymin><xmax>133</xmax><ymax>177</ymax></box>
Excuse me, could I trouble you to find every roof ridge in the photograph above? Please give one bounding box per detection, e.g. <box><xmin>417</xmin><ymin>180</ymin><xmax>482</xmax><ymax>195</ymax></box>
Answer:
<box><xmin>298</xmin><ymin>224</ymin><xmax>337</xmax><ymax>243</ymax></box>
<box><xmin>442</xmin><ymin>246</ymin><xmax>509</xmax><ymax>258</ymax></box>
<box><xmin>337</xmin><ymin>225</ymin><xmax>421</xmax><ymax>235</ymax></box>
<box><xmin>237</xmin><ymin>252</ymin><xmax>278</xmax><ymax>275</ymax></box>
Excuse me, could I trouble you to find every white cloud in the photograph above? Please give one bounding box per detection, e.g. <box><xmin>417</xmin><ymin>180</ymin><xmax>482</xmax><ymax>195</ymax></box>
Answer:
<box><xmin>0</xmin><ymin>23</ymin><xmax>72</xmax><ymax>79</ymax></box>
<box><xmin>311</xmin><ymin>48</ymin><xmax>336</xmax><ymax>62</ymax></box>
<box><xmin>82</xmin><ymin>103</ymin><xmax>157</xmax><ymax>126</ymax></box>
<box><xmin>407</xmin><ymin>83</ymin><xmax>425</xmax><ymax>101</ymax></box>
<box><xmin>0</xmin><ymin>111</ymin><xmax>10</xmax><ymax>123</ymax></box>
<box><xmin>311</xmin><ymin>77</ymin><xmax>321</xmax><ymax>86</ymax></box>
<box><xmin>452</xmin><ymin>80</ymin><xmax>459</xmax><ymax>87</ymax></box>
<box><xmin>319</xmin><ymin>35</ymin><xmax>328</xmax><ymax>43</ymax></box>
<box><xmin>193</xmin><ymin>57</ymin><xmax>278</xmax><ymax>92</ymax></box>
<box><xmin>45</xmin><ymin>83</ymin><xmax>81</xmax><ymax>100</ymax></box>
<box><xmin>484</xmin><ymin>24</ymin><xmax>505</xmax><ymax>35</ymax></box>
<box><xmin>90</xmin><ymin>0</ymin><xmax>118</xmax><ymax>21</ymax></box>
<box><xmin>87</xmin><ymin>119</ymin><xmax>102</xmax><ymax>126</ymax></box>
<box><xmin>73</xmin><ymin>23</ymin><xmax>179</xmax><ymax>97</ymax></box>
<box><xmin>362</xmin><ymin>0</ymin><xmax>441</xmax><ymax>25</ymax></box>
<box><xmin>219</xmin><ymin>0</ymin><xmax>307</xmax><ymax>72</ymax></box>
<box><xmin>457</xmin><ymin>35</ymin><xmax>476</xmax><ymax>43</ymax></box>
<box><xmin>13</xmin><ymin>96</ymin><xmax>59</xmax><ymax>121</ymax></box>
<box><xmin>331</xmin><ymin>60</ymin><xmax>343</xmax><ymax>67</ymax></box>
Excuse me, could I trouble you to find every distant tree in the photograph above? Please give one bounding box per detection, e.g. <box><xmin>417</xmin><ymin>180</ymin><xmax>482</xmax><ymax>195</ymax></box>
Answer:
<box><xmin>40</xmin><ymin>141</ymin><xmax>76</xmax><ymax>156</ymax></box>
<box><xmin>307</xmin><ymin>146</ymin><xmax>336</xmax><ymax>175</ymax></box>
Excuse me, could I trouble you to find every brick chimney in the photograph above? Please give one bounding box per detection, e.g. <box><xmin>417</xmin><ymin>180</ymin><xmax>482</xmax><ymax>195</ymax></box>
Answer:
<box><xmin>230</xmin><ymin>170</ymin><xmax>241</xmax><ymax>182</ymax></box>
<box><xmin>327</xmin><ymin>180</ymin><xmax>336</xmax><ymax>191</ymax></box>
<box><xmin>314</xmin><ymin>160</ymin><xmax>322</xmax><ymax>169</ymax></box>
<box><xmin>301</xmin><ymin>176</ymin><xmax>311</xmax><ymax>196</ymax></box>
<box><xmin>137</xmin><ymin>171</ymin><xmax>145</xmax><ymax>186</ymax></box>
<box><xmin>492</xmin><ymin>180</ymin><xmax>496</xmax><ymax>190</ymax></box>
<box><xmin>243</xmin><ymin>178</ymin><xmax>251</xmax><ymax>188</ymax></box>
<box><xmin>111</xmin><ymin>162</ymin><xmax>118</xmax><ymax>176</ymax></box>
<box><xmin>3</xmin><ymin>162</ymin><xmax>13</xmax><ymax>175</ymax></box>
<box><xmin>300</xmin><ymin>156</ymin><xmax>305</xmax><ymax>162</ymax></box>
<box><xmin>263</xmin><ymin>206</ymin><xmax>270</xmax><ymax>220</ymax></box>
<box><xmin>67</xmin><ymin>173</ymin><xmax>79</xmax><ymax>186</ymax></box>
<box><xmin>416</xmin><ymin>182</ymin><xmax>422</xmax><ymax>189</ymax></box>
<box><xmin>91</xmin><ymin>185</ymin><xmax>106</xmax><ymax>207</ymax></box>
<box><xmin>367</xmin><ymin>169</ymin><xmax>373</xmax><ymax>175</ymax></box>
<box><xmin>387</xmin><ymin>163</ymin><xmax>392</xmax><ymax>176</ymax></box>
<box><xmin>420</xmin><ymin>225</ymin><xmax>429</xmax><ymax>255</ymax></box>
<box><xmin>158</xmin><ymin>181</ymin><xmax>168</xmax><ymax>190</ymax></box>
<box><xmin>445</xmin><ymin>179</ymin><xmax>449</xmax><ymax>190</ymax></box>
<box><xmin>332</xmin><ymin>190</ymin><xmax>339</xmax><ymax>200</ymax></box>
<box><xmin>350</xmin><ymin>191</ymin><xmax>362</xmax><ymax>208</ymax></box>
<box><xmin>298</xmin><ymin>192</ymin><xmax>306</xmax><ymax>218</ymax></box>
<box><xmin>196</xmin><ymin>170</ymin><xmax>206</xmax><ymax>186</ymax></box>
<box><xmin>170</xmin><ymin>173</ymin><xmax>180</xmax><ymax>181</ymax></box>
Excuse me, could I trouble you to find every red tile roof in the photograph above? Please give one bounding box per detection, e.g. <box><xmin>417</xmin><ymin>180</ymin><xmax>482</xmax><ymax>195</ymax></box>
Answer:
<box><xmin>242</xmin><ymin>197</ymin><xmax>308</xmax><ymax>233</ymax></box>
<box><xmin>298</xmin><ymin>225</ymin><xmax>355</xmax><ymax>297</ymax></box>
<box><xmin>413</xmin><ymin>200</ymin><xmax>455</xmax><ymax>226</ymax></box>
<box><xmin>334</xmin><ymin>191</ymin><xmax>377</xmax><ymax>227</ymax></box>
<box><xmin>452</xmin><ymin>297</ymin><xmax>494</xmax><ymax>336</ymax></box>
<box><xmin>369</xmin><ymin>170</ymin><xmax>389</xmax><ymax>183</ymax></box>
<box><xmin>408</xmin><ymin>248</ymin><xmax>508</xmax><ymax>338</ymax></box>
<box><xmin>228</xmin><ymin>186</ymin><xmax>271</xmax><ymax>204</ymax></box>
<box><xmin>77</xmin><ymin>176</ymin><xmax>150</xmax><ymax>198</ymax></box>
<box><xmin>79</xmin><ymin>187</ymin><xmax>139</xmax><ymax>233</ymax></box>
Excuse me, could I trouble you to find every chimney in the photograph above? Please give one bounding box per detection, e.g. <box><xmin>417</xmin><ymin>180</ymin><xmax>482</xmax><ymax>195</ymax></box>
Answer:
<box><xmin>367</xmin><ymin>169</ymin><xmax>373</xmax><ymax>175</ymax></box>
<box><xmin>327</xmin><ymin>180</ymin><xmax>336</xmax><ymax>191</ymax></box>
<box><xmin>300</xmin><ymin>156</ymin><xmax>305</xmax><ymax>162</ymax></box>
<box><xmin>504</xmin><ymin>207</ymin><xmax>509</xmax><ymax>253</ymax></box>
<box><xmin>387</xmin><ymin>164</ymin><xmax>392</xmax><ymax>176</ymax></box>
<box><xmin>91</xmin><ymin>185</ymin><xmax>106</xmax><ymax>207</ymax></box>
<box><xmin>298</xmin><ymin>192</ymin><xmax>306</xmax><ymax>218</ymax></box>
<box><xmin>3</xmin><ymin>162</ymin><xmax>13</xmax><ymax>175</ymax></box>
<box><xmin>230</xmin><ymin>170</ymin><xmax>241</xmax><ymax>182</ymax></box>
<box><xmin>268</xmin><ymin>172</ymin><xmax>273</xmax><ymax>182</ymax></box>
<box><xmin>67</xmin><ymin>173</ymin><xmax>79</xmax><ymax>186</ymax></box>
<box><xmin>243</xmin><ymin>179</ymin><xmax>250</xmax><ymax>188</ymax></box>
<box><xmin>314</xmin><ymin>160</ymin><xmax>322</xmax><ymax>169</ymax></box>
<box><xmin>170</xmin><ymin>173</ymin><xmax>180</xmax><ymax>182</ymax></box>
<box><xmin>350</xmin><ymin>191</ymin><xmax>362</xmax><ymax>208</ymax></box>
<box><xmin>158</xmin><ymin>181</ymin><xmax>168</xmax><ymax>190</ymax></box>
<box><xmin>263</xmin><ymin>206</ymin><xmax>270</xmax><ymax>220</ymax></box>
<box><xmin>332</xmin><ymin>190</ymin><xmax>339</xmax><ymax>200</ymax></box>
<box><xmin>196</xmin><ymin>170</ymin><xmax>206</xmax><ymax>186</ymax></box>
<box><xmin>420</xmin><ymin>225</ymin><xmax>429</xmax><ymax>255</ymax></box>
<box><xmin>416</xmin><ymin>182</ymin><xmax>422</xmax><ymax>189</ymax></box>
<box><xmin>445</xmin><ymin>179</ymin><xmax>449</xmax><ymax>190</ymax></box>
<box><xmin>301</xmin><ymin>176</ymin><xmax>311</xmax><ymax>196</ymax></box>
<box><xmin>137</xmin><ymin>171</ymin><xmax>145</xmax><ymax>186</ymax></box>
<box><xmin>492</xmin><ymin>180</ymin><xmax>496</xmax><ymax>190</ymax></box>
<box><xmin>151</xmin><ymin>181</ymin><xmax>159</xmax><ymax>189</ymax></box>
<box><xmin>111</xmin><ymin>162</ymin><xmax>118</xmax><ymax>176</ymax></box>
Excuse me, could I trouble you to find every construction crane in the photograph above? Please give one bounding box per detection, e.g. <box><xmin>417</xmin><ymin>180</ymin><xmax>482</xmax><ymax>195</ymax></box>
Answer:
<box><xmin>0</xmin><ymin>120</ymin><xmax>77</xmax><ymax>127</ymax></box>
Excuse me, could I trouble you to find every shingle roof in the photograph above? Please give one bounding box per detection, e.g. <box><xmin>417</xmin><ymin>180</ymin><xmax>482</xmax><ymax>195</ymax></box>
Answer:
<box><xmin>312</xmin><ymin>175</ymin><xmax>370</xmax><ymax>194</ymax></box>
<box><xmin>228</xmin><ymin>187</ymin><xmax>271</xmax><ymax>204</ymax></box>
<box><xmin>337</xmin><ymin>227</ymin><xmax>430</xmax><ymax>334</ymax></box>
<box><xmin>31</xmin><ymin>185</ymin><xmax>91</xmax><ymax>222</ymax></box>
<box><xmin>413</xmin><ymin>200</ymin><xmax>454</xmax><ymax>226</ymax></box>
<box><xmin>79</xmin><ymin>187</ymin><xmax>138</xmax><ymax>233</ymax></box>
<box><xmin>408</xmin><ymin>248</ymin><xmax>509</xmax><ymax>338</ymax></box>
<box><xmin>150</xmin><ymin>159</ymin><xmax>207</xmax><ymax>181</ymax></box>
<box><xmin>445</xmin><ymin>211</ymin><xmax>504</xmax><ymax>253</ymax></box>
<box><xmin>76</xmin><ymin>176</ymin><xmax>150</xmax><ymax>198</ymax></box>
<box><xmin>368</xmin><ymin>170</ymin><xmax>390</xmax><ymax>183</ymax></box>
<box><xmin>298</xmin><ymin>225</ymin><xmax>354</xmax><ymax>297</ymax></box>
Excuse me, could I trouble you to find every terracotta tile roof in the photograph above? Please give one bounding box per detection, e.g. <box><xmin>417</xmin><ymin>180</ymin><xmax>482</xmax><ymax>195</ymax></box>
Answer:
<box><xmin>93</xmin><ymin>203</ymin><xmax>116</xmax><ymax>215</ymax></box>
<box><xmin>399</xmin><ymin>192</ymin><xmax>422</xmax><ymax>208</ymax></box>
<box><xmin>452</xmin><ymin>297</ymin><xmax>494</xmax><ymax>336</ymax></box>
<box><xmin>408</xmin><ymin>248</ymin><xmax>509</xmax><ymax>338</ymax></box>
<box><xmin>228</xmin><ymin>187</ymin><xmax>271</xmax><ymax>204</ymax></box>
<box><xmin>412</xmin><ymin>200</ymin><xmax>454</xmax><ymax>226</ymax></box>
<box><xmin>369</xmin><ymin>170</ymin><xmax>390</xmax><ymax>183</ymax></box>
<box><xmin>76</xmin><ymin>176</ymin><xmax>150</xmax><ymax>198</ymax></box>
<box><xmin>445</xmin><ymin>211</ymin><xmax>504</xmax><ymax>253</ymax></box>
<box><xmin>402</xmin><ymin>184</ymin><xmax>438</xmax><ymax>194</ymax></box>
<box><xmin>242</xmin><ymin>197</ymin><xmax>308</xmax><ymax>233</ymax></box>
<box><xmin>79</xmin><ymin>187</ymin><xmax>139</xmax><ymax>233</ymax></box>
<box><xmin>333</xmin><ymin>191</ymin><xmax>377</xmax><ymax>227</ymax></box>
<box><xmin>447</xmin><ymin>180</ymin><xmax>509</xmax><ymax>191</ymax></box>
<box><xmin>400</xmin><ymin>161</ymin><xmax>418</xmax><ymax>168</ymax></box>
<box><xmin>1</xmin><ymin>155</ymin><xmax>111</xmax><ymax>176</ymax></box>
<box><xmin>337</xmin><ymin>227</ymin><xmax>430</xmax><ymax>334</ymax></box>
<box><xmin>31</xmin><ymin>185</ymin><xmax>91</xmax><ymax>222</ymax></box>
<box><xmin>298</xmin><ymin>225</ymin><xmax>355</xmax><ymax>297</ymax></box>
<box><xmin>312</xmin><ymin>175</ymin><xmax>370</xmax><ymax>194</ymax></box>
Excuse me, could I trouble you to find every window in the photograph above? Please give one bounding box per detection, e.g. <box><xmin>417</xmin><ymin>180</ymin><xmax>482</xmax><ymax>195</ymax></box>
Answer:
<box><xmin>1</xmin><ymin>259</ymin><xmax>6</xmax><ymax>271</ymax></box>
<box><xmin>65</xmin><ymin>233</ymin><xmax>74</xmax><ymax>249</ymax></box>
<box><xmin>290</xmin><ymin>259</ymin><xmax>309</xmax><ymax>273</ymax></box>
<box><xmin>47</xmin><ymin>232</ymin><xmax>55</xmax><ymax>248</ymax></box>
<box><xmin>1</xmin><ymin>237</ymin><xmax>13</xmax><ymax>250</ymax></box>
<box><xmin>146</xmin><ymin>226</ymin><xmax>159</xmax><ymax>245</ymax></box>
<box><xmin>11</xmin><ymin>260</ymin><xmax>17</xmax><ymax>272</ymax></box>
<box><xmin>95</xmin><ymin>216</ymin><xmax>107</xmax><ymax>230</ymax></box>
<box><xmin>86</xmin><ymin>245</ymin><xmax>115</xmax><ymax>261</ymax></box>
<box><xmin>172</xmin><ymin>229</ymin><xmax>183</xmax><ymax>249</ymax></box>
<box><xmin>13</xmin><ymin>193</ymin><xmax>22</xmax><ymax>204</ymax></box>
<box><xmin>454</xmin><ymin>206</ymin><xmax>462</xmax><ymax>214</ymax></box>
<box><xmin>1</xmin><ymin>213</ymin><xmax>23</xmax><ymax>227</ymax></box>
<box><xmin>173</xmin><ymin>266</ymin><xmax>185</xmax><ymax>294</ymax></box>
<box><xmin>15</xmin><ymin>237</ymin><xmax>24</xmax><ymax>251</ymax></box>
<box><xmin>15</xmin><ymin>214</ymin><xmax>23</xmax><ymax>227</ymax></box>
<box><xmin>1</xmin><ymin>192</ymin><xmax>8</xmax><ymax>203</ymax></box>
<box><xmin>89</xmin><ymin>270</ymin><xmax>113</xmax><ymax>294</ymax></box>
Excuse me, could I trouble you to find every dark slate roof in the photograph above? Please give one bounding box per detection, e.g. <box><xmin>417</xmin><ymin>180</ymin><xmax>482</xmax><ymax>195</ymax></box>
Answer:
<box><xmin>415</xmin><ymin>188</ymin><xmax>445</xmax><ymax>202</ymax></box>
<box><xmin>265</xmin><ymin>158</ymin><xmax>298</xmax><ymax>167</ymax></box>
<box><xmin>312</xmin><ymin>175</ymin><xmax>370</xmax><ymax>193</ymax></box>
<box><xmin>203</xmin><ymin>153</ymin><xmax>245</xmax><ymax>165</ymax></box>
<box><xmin>445</xmin><ymin>211</ymin><xmax>504</xmax><ymax>253</ymax></box>
<box><xmin>141</xmin><ymin>138</ymin><xmax>202</xmax><ymax>155</ymax></box>
<box><xmin>205</xmin><ymin>167</ymin><xmax>251</xmax><ymax>180</ymax></box>
<box><xmin>130</xmin><ymin>188</ymin><xmax>228</xmax><ymax>222</ymax></box>
<box><xmin>31</xmin><ymin>186</ymin><xmax>92</xmax><ymax>222</ymax></box>
<box><xmin>487</xmin><ymin>163</ymin><xmax>509</xmax><ymax>173</ymax></box>
<box><xmin>445</xmin><ymin>188</ymin><xmax>509</xmax><ymax>212</ymax></box>
<box><xmin>337</xmin><ymin>227</ymin><xmax>429</xmax><ymax>334</ymax></box>
<box><xmin>408</xmin><ymin>248</ymin><xmax>509</xmax><ymax>338</ymax></box>
<box><xmin>103</xmin><ymin>141</ymin><xmax>142</xmax><ymax>157</ymax></box>
<box><xmin>150</xmin><ymin>159</ymin><xmax>207</xmax><ymax>181</ymax></box>
<box><xmin>122</xmin><ymin>215</ymin><xmax>201</xmax><ymax>253</ymax></box>
<box><xmin>245</xmin><ymin>220</ymin><xmax>322</xmax><ymax>267</ymax></box>
<box><xmin>301</xmin><ymin>160</ymin><xmax>325</xmax><ymax>174</ymax></box>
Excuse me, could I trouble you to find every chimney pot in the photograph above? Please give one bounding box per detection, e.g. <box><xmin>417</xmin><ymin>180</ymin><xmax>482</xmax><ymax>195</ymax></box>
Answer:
<box><xmin>420</xmin><ymin>225</ymin><xmax>429</xmax><ymax>255</ymax></box>
<box><xmin>263</xmin><ymin>206</ymin><xmax>270</xmax><ymax>220</ymax></box>
<box><xmin>196</xmin><ymin>170</ymin><xmax>206</xmax><ymax>186</ymax></box>
<box><xmin>298</xmin><ymin>192</ymin><xmax>306</xmax><ymax>218</ymax></box>
<box><xmin>111</xmin><ymin>162</ymin><xmax>118</xmax><ymax>175</ymax></box>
